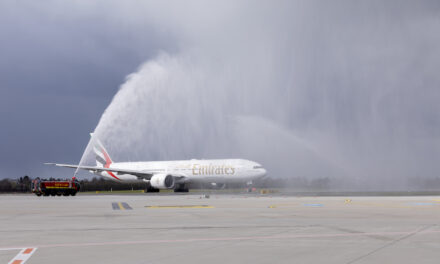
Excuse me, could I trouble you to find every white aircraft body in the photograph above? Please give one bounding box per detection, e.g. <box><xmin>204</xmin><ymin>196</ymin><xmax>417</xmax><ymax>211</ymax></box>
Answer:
<box><xmin>47</xmin><ymin>138</ymin><xmax>267</xmax><ymax>192</ymax></box>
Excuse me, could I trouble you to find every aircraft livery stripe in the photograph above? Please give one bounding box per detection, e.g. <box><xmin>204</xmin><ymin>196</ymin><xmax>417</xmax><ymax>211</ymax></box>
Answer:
<box><xmin>101</xmin><ymin>148</ymin><xmax>120</xmax><ymax>180</ymax></box>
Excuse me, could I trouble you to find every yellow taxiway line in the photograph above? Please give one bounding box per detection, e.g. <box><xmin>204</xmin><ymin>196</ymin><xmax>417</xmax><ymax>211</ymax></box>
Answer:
<box><xmin>145</xmin><ymin>205</ymin><xmax>214</xmax><ymax>209</ymax></box>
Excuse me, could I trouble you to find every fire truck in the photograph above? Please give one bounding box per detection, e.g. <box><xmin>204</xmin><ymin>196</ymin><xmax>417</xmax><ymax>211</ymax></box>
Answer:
<box><xmin>31</xmin><ymin>177</ymin><xmax>80</xmax><ymax>196</ymax></box>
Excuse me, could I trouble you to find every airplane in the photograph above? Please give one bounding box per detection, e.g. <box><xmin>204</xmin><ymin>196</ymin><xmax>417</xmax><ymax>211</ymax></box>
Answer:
<box><xmin>46</xmin><ymin>137</ymin><xmax>267</xmax><ymax>192</ymax></box>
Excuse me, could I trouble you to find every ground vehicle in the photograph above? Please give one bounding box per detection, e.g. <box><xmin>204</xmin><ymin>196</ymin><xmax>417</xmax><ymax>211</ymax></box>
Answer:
<box><xmin>31</xmin><ymin>177</ymin><xmax>80</xmax><ymax>196</ymax></box>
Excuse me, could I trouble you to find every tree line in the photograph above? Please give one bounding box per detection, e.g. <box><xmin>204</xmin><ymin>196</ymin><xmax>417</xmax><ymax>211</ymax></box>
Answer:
<box><xmin>0</xmin><ymin>176</ymin><xmax>147</xmax><ymax>193</ymax></box>
<box><xmin>2</xmin><ymin>175</ymin><xmax>439</xmax><ymax>193</ymax></box>
<box><xmin>0</xmin><ymin>175</ymin><xmax>336</xmax><ymax>193</ymax></box>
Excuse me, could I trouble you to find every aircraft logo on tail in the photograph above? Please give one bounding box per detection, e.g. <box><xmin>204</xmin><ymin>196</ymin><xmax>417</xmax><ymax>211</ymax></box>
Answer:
<box><xmin>93</xmin><ymin>140</ymin><xmax>112</xmax><ymax>168</ymax></box>
<box><xmin>92</xmin><ymin>137</ymin><xmax>120</xmax><ymax>180</ymax></box>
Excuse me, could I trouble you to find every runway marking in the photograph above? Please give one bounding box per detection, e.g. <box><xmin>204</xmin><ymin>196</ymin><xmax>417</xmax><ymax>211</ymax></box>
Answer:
<box><xmin>112</xmin><ymin>202</ymin><xmax>132</xmax><ymax>210</ymax></box>
<box><xmin>409</xmin><ymin>202</ymin><xmax>436</xmax><ymax>206</ymax></box>
<box><xmin>353</xmin><ymin>202</ymin><xmax>413</xmax><ymax>209</ymax></box>
<box><xmin>269</xmin><ymin>203</ymin><xmax>326</xmax><ymax>208</ymax></box>
<box><xmin>268</xmin><ymin>203</ymin><xmax>299</xmax><ymax>208</ymax></box>
<box><xmin>145</xmin><ymin>205</ymin><xmax>214</xmax><ymax>209</ymax></box>
<box><xmin>3</xmin><ymin>230</ymin><xmax>440</xmax><ymax>250</ymax></box>
<box><xmin>303</xmin><ymin>203</ymin><xmax>324</xmax><ymax>207</ymax></box>
<box><xmin>7</xmin><ymin>248</ymin><xmax>37</xmax><ymax>264</ymax></box>
<box><xmin>121</xmin><ymin>202</ymin><xmax>132</xmax><ymax>210</ymax></box>
<box><xmin>22</xmin><ymin>248</ymin><xmax>33</xmax><ymax>254</ymax></box>
<box><xmin>0</xmin><ymin>248</ymin><xmax>23</xmax><ymax>251</ymax></box>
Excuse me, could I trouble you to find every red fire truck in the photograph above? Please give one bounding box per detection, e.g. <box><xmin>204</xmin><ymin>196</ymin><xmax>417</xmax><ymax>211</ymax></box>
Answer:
<box><xmin>31</xmin><ymin>177</ymin><xmax>81</xmax><ymax>196</ymax></box>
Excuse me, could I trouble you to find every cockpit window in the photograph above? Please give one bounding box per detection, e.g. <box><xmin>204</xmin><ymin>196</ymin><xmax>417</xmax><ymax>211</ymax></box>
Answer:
<box><xmin>253</xmin><ymin>165</ymin><xmax>263</xmax><ymax>169</ymax></box>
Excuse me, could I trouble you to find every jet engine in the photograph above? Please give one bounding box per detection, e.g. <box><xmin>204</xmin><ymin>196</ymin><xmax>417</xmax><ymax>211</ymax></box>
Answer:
<box><xmin>150</xmin><ymin>174</ymin><xmax>175</xmax><ymax>189</ymax></box>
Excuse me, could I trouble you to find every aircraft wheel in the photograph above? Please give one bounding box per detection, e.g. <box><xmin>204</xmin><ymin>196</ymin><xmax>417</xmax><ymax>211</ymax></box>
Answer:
<box><xmin>174</xmin><ymin>187</ymin><xmax>189</xmax><ymax>193</ymax></box>
<box><xmin>145</xmin><ymin>184</ymin><xmax>160</xmax><ymax>193</ymax></box>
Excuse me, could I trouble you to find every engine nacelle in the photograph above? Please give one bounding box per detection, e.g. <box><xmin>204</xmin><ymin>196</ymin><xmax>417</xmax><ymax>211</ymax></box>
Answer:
<box><xmin>150</xmin><ymin>174</ymin><xmax>175</xmax><ymax>189</ymax></box>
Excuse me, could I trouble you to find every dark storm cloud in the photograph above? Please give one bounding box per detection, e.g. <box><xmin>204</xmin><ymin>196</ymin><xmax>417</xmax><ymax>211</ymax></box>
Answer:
<box><xmin>0</xmin><ymin>1</ymin><xmax>176</xmax><ymax>178</ymax></box>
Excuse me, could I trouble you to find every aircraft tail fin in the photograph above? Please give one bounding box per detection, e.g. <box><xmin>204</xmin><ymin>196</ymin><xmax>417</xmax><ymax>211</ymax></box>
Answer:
<box><xmin>91</xmin><ymin>133</ymin><xmax>113</xmax><ymax>168</ymax></box>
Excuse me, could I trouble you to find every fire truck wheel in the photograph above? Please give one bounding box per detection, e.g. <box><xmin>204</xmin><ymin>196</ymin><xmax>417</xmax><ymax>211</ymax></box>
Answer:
<box><xmin>50</xmin><ymin>192</ymin><xmax>55</xmax><ymax>196</ymax></box>
<box><xmin>56</xmin><ymin>192</ymin><xmax>61</xmax><ymax>196</ymax></box>
<box><xmin>62</xmin><ymin>193</ymin><xmax>69</xmax><ymax>196</ymax></box>
<box><xmin>36</xmin><ymin>193</ymin><xmax>42</xmax><ymax>197</ymax></box>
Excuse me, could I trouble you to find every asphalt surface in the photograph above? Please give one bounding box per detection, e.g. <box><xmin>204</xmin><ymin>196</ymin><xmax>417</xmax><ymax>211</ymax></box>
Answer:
<box><xmin>1</xmin><ymin>194</ymin><xmax>440</xmax><ymax>264</ymax></box>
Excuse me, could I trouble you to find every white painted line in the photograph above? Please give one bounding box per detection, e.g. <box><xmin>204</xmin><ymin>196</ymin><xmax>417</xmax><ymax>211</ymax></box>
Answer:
<box><xmin>8</xmin><ymin>247</ymin><xmax>37</xmax><ymax>264</ymax></box>
<box><xmin>0</xmin><ymin>248</ymin><xmax>24</xmax><ymax>251</ymax></box>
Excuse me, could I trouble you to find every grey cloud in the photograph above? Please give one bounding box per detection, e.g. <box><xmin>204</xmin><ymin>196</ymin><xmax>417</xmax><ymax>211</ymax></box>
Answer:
<box><xmin>0</xmin><ymin>0</ymin><xmax>175</xmax><ymax>178</ymax></box>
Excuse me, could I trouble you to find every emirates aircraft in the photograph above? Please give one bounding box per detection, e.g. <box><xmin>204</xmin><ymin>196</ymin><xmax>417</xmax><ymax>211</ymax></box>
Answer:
<box><xmin>46</xmin><ymin>137</ymin><xmax>267</xmax><ymax>192</ymax></box>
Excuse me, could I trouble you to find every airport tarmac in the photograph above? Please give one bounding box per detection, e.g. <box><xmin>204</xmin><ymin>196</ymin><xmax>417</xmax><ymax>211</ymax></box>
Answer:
<box><xmin>1</xmin><ymin>194</ymin><xmax>440</xmax><ymax>264</ymax></box>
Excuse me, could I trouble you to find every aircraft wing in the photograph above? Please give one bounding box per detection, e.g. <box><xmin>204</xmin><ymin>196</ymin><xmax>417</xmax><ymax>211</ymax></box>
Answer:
<box><xmin>44</xmin><ymin>163</ymin><xmax>154</xmax><ymax>180</ymax></box>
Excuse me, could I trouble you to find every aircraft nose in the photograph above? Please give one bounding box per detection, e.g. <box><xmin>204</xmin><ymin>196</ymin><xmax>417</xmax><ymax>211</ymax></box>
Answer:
<box><xmin>260</xmin><ymin>168</ymin><xmax>267</xmax><ymax>177</ymax></box>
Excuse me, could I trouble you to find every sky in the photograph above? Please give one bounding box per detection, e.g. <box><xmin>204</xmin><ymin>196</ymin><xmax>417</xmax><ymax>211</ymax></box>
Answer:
<box><xmin>1</xmin><ymin>1</ymin><xmax>439</xmax><ymax>190</ymax></box>
<box><xmin>0</xmin><ymin>1</ymin><xmax>177</xmax><ymax>178</ymax></box>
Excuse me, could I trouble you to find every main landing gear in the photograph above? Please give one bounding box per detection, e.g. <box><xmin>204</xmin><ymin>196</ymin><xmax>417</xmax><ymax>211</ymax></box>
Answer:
<box><xmin>174</xmin><ymin>184</ymin><xmax>189</xmax><ymax>193</ymax></box>
<box><xmin>145</xmin><ymin>184</ymin><xmax>160</xmax><ymax>193</ymax></box>
<box><xmin>144</xmin><ymin>183</ymin><xmax>189</xmax><ymax>193</ymax></box>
